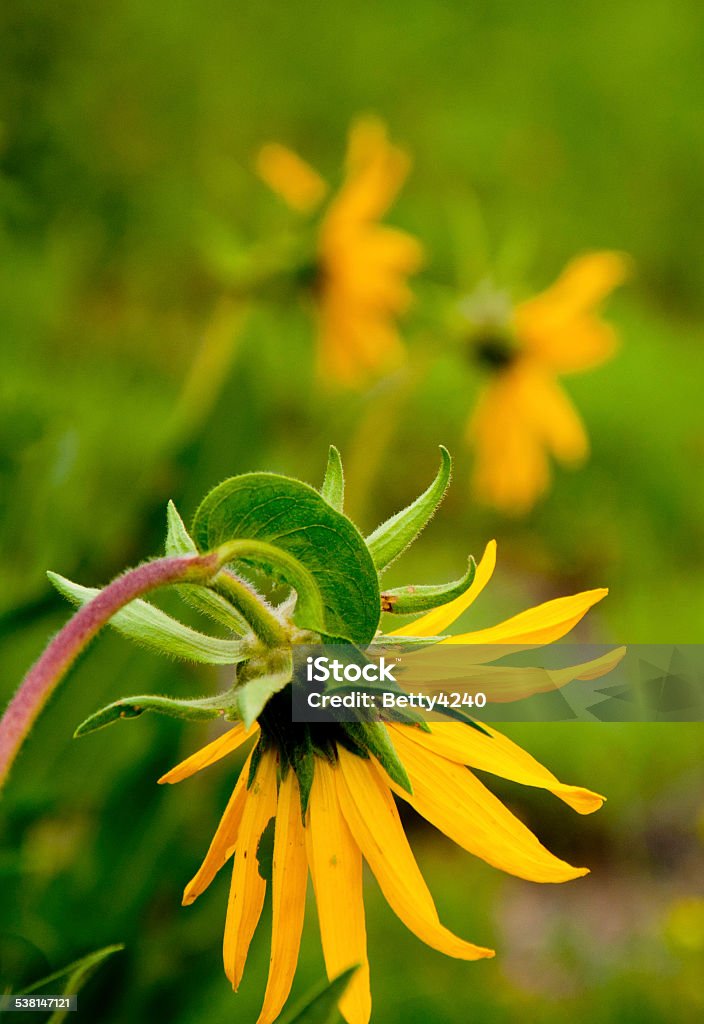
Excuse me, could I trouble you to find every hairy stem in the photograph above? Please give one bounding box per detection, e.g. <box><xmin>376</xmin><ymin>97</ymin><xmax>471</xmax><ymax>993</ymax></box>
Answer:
<box><xmin>0</xmin><ymin>551</ymin><xmax>227</xmax><ymax>789</ymax></box>
<box><xmin>211</xmin><ymin>572</ymin><xmax>287</xmax><ymax>648</ymax></box>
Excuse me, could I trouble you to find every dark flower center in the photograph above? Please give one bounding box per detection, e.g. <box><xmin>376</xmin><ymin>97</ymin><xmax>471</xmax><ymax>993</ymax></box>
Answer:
<box><xmin>473</xmin><ymin>332</ymin><xmax>517</xmax><ymax>371</ymax></box>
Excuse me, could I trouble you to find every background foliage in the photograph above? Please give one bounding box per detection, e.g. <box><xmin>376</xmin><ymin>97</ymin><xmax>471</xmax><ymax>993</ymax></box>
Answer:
<box><xmin>1</xmin><ymin>1</ymin><xmax>703</xmax><ymax>1021</ymax></box>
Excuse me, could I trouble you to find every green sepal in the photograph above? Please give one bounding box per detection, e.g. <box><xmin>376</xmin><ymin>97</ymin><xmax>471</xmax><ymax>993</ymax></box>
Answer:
<box><xmin>235</xmin><ymin>648</ymin><xmax>294</xmax><ymax>729</ymax></box>
<box><xmin>74</xmin><ymin>687</ymin><xmax>243</xmax><ymax>737</ymax></box>
<box><xmin>366</xmin><ymin>446</ymin><xmax>452</xmax><ymax>574</ymax></box>
<box><xmin>370</xmin><ymin>634</ymin><xmax>449</xmax><ymax>650</ymax></box>
<box><xmin>276</xmin><ymin>966</ymin><xmax>359</xmax><ymax>1024</ymax></box>
<box><xmin>320</xmin><ymin>445</ymin><xmax>345</xmax><ymax>512</ymax></box>
<box><xmin>343</xmin><ymin>722</ymin><xmax>413</xmax><ymax>794</ymax></box>
<box><xmin>381</xmin><ymin>556</ymin><xmax>476</xmax><ymax>614</ymax></box>
<box><xmin>48</xmin><ymin>572</ymin><xmax>248</xmax><ymax>666</ymax></box>
<box><xmin>292</xmin><ymin>733</ymin><xmax>315</xmax><ymax>817</ymax></box>
<box><xmin>166</xmin><ymin>500</ymin><xmax>249</xmax><ymax>633</ymax></box>
<box><xmin>193</xmin><ymin>473</ymin><xmax>380</xmax><ymax>644</ymax></box>
<box><xmin>437</xmin><ymin>706</ymin><xmax>492</xmax><ymax>736</ymax></box>
<box><xmin>248</xmin><ymin>735</ymin><xmax>266</xmax><ymax>787</ymax></box>
<box><xmin>335</xmin><ymin>727</ymin><xmax>371</xmax><ymax>759</ymax></box>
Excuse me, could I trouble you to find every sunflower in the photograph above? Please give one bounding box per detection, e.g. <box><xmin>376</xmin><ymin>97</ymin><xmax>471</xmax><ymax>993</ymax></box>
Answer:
<box><xmin>36</xmin><ymin>450</ymin><xmax>618</xmax><ymax>1023</ymax></box>
<box><xmin>256</xmin><ymin>118</ymin><xmax>423</xmax><ymax>386</ymax></box>
<box><xmin>466</xmin><ymin>252</ymin><xmax>630</xmax><ymax>514</ymax></box>
<box><xmin>159</xmin><ymin>538</ymin><xmax>608</xmax><ymax>1024</ymax></box>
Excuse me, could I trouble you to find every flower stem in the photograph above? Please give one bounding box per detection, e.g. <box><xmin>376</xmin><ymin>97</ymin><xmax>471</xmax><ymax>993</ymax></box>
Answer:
<box><xmin>0</xmin><ymin>551</ymin><xmax>227</xmax><ymax>790</ymax></box>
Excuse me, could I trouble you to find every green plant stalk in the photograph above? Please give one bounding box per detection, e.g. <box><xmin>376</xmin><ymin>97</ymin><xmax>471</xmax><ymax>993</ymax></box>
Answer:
<box><xmin>211</xmin><ymin>570</ymin><xmax>287</xmax><ymax>647</ymax></box>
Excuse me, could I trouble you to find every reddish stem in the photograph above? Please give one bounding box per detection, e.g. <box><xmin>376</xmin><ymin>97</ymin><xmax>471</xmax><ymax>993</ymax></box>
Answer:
<box><xmin>0</xmin><ymin>552</ymin><xmax>222</xmax><ymax>788</ymax></box>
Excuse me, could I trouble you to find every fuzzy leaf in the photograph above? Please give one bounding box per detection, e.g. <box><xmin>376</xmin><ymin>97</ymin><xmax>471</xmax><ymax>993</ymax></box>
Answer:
<box><xmin>166</xmin><ymin>500</ymin><xmax>249</xmax><ymax>633</ymax></box>
<box><xmin>366</xmin><ymin>447</ymin><xmax>451</xmax><ymax>573</ymax></box>
<box><xmin>320</xmin><ymin>445</ymin><xmax>345</xmax><ymax>512</ymax></box>
<box><xmin>381</xmin><ymin>557</ymin><xmax>476</xmax><ymax>614</ymax></box>
<box><xmin>277</xmin><ymin>966</ymin><xmax>359</xmax><ymax>1024</ymax></box>
<box><xmin>193</xmin><ymin>473</ymin><xmax>380</xmax><ymax>645</ymax></box>
<box><xmin>48</xmin><ymin>573</ymin><xmax>248</xmax><ymax>666</ymax></box>
<box><xmin>74</xmin><ymin>688</ymin><xmax>243</xmax><ymax>736</ymax></box>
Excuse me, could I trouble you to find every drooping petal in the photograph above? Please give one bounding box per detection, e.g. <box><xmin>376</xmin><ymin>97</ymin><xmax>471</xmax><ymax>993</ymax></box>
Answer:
<box><xmin>390</xmin><ymin>723</ymin><xmax>604</xmax><ymax>814</ymax></box>
<box><xmin>386</xmin><ymin>727</ymin><xmax>589</xmax><ymax>883</ymax></box>
<box><xmin>182</xmin><ymin>749</ymin><xmax>254</xmax><ymax>905</ymax></box>
<box><xmin>306</xmin><ymin>758</ymin><xmax>371</xmax><ymax>1024</ymax></box>
<box><xmin>441</xmin><ymin>587</ymin><xmax>607</xmax><ymax>648</ymax></box>
<box><xmin>337</xmin><ymin>747</ymin><xmax>494</xmax><ymax>960</ymax></box>
<box><xmin>256</xmin><ymin>143</ymin><xmax>328</xmax><ymax>213</ymax></box>
<box><xmin>468</xmin><ymin>368</ymin><xmax>552</xmax><ymax>515</ymax></box>
<box><xmin>520</xmin><ymin>370</ymin><xmax>589</xmax><ymax>464</ymax></box>
<box><xmin>223</xmin><ymin>749</ymin><xmax>278</xmax><ymax>990</ymax></box>
<box><xmin>389</xmin><ymin>540</ymin><xmax>497</xmax><ymax>638</ymax></box>
<box><xmin>257</xmin><ymin>771</ymin><xmax>308</xmax><ymax>1024</ymax></box>
<box><xmin>158</xmin><ymin>722</ymin><xmax>259</xmax><ymax>784</ymax></box>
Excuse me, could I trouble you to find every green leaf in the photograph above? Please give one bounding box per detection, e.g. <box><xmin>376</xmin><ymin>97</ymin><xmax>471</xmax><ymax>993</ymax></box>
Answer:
<box><xmin>20</xmin><ymin>944</ymin><xmax>124</xmax><ymax>1024</ymax></box>
<box><xmin>166</xmin><ymin>500</ymin><xmax>249</xmax><ymax>633</ymax></box>
<box><xmin>235</xmin><ymin>649</ymin><xmax>293</xmax><ymax>729</ymax></box>
<box><xmin>49</xmin><ymin>572</ymin><xmax>248</xmax><ymax>666</ymax></box>
<box><xmin>366</xmin><ymin>447</ymin><xmax>452</xmax><ymax>573</ymax></box>
<box><xmin>320</xmin><ymin>445</ymin><xmax>344</xmax><ymax>512</ymax></box>
<box><xmin>193</xmin><ymin>473</ymin><xmax>380</xmax><ymax>645</ymax></box>
<box><xmin>343</xmin><ymin>722</ymin><xmax>412</xmax><ymax>793</ymax></box>
<box><xmin>381</xmin><ymin>556</ymin><xmax>476</xmax><ymax>614</ymax></box>
<box><xmin>277</xmin><ymin>966</ymin><xmax>359</xmax><ymax>1024</ymax></box>
<box><xmin>74</xmin><ymin>689</ymin><xmax>243</xmax><ymax>736</ymax></box>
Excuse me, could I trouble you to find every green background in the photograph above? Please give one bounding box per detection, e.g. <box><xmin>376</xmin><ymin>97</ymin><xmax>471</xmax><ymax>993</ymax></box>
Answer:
<box><xmin>1</xmin><ymin>1</ymin><xmax>703</xmax><ymax>1021</ymax></box>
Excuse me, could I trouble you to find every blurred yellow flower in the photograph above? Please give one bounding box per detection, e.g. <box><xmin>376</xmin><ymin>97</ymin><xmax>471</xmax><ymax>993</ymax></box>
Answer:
<box><xmin>159</xmin><ymin>540</ymin><xmax>606</xmax><ymax>1024</ymax></box>
<box><xmin>256</xmin><ymin>118</ymin><xmax>424</xmax><ymax>386</ymax></box>
<box><xmin>466</xmin><ymin>252</ymin><xmax>630</xmax><ymax>514</ymax></box>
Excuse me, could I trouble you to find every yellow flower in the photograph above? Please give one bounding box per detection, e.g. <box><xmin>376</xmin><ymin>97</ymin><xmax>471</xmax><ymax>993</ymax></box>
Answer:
<box><xmin>256</xmin><ymin>118</ymin><xmax>424</xmax><ymax>386</ymax></box>
<box><xmin>467</xmin><ymin>252</ymin><xmax>630</xmax><ymax>514</ymax></box>
<box><xmin>159</xmin><ymin>540</ymin><xmax>607</xmax><ymax>1024</ymax></box>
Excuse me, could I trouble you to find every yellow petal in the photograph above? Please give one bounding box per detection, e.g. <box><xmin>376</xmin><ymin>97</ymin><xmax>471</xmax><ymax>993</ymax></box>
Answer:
<box><xmin>158</xmin><ymin>722</ymin><xmax>259</xmax><ymax>784</ymax></box>
<box><xmin>389</xmin><ymin>540</ymin><xmax>497</xmax><ymax>638</ymax></box>
<box><xmin>337</xmin><ymin>748</ymin><xmax>494</xmax><ymax>959</ymax></box>
<box><xmin>386</xmin><ymin>727</ymin><xmax>589</xmax><ymax>882</ymax></box>
<box><xmin>392</xmin><ymin>723</ymin><xmax>604</xmax><ymax>814</ymax></box>
<box><xmin>338</xmin><ymin>116</ymin><xmax>411</xmax><ymax>222</ymax></box>
<box><xmin>469</xmin><ymin>372</ymin><xmax>552</xmax><ymax>515</ymax></box>
<box><xmin>542</xmin><ymin>251</ymin><xmax>631</xmax><ymax>310</ymax></box>
<box><xmin>520</xmin><ymin>371</ymin><xmax>589</xmax><ymax>464</ymax></box>
<box><xmin>183</xmin><ymin>749</ymin><xmax>254</xmax><ymax>905</ymax></box>
<box><xmin>257</xmin><ymin>771</ymin><xmax>308</xmax><ymax>1024</ymax></box>
<box><xmin>256</xmin><ymin>143</ymin><xmax>328</xmax><ymax>213</ymax></box>
<box><xmin>515</xmin><ymin>251</ymin><xmax>630</xmax><ymax>373</ymax></box>
<box><xmin>223</xmin><ymin>749</ymin><xmax>278</xmax><ymax>990</ymax></box>
<box><xmin>306</xmin><ymin>758</ymin><xmax>371</xmax><ymax>1024</ymax></box>
<box><xmin>441</xmin><ymin>587</ymin><xmax>608</xmax><ymax>647</ymax></box>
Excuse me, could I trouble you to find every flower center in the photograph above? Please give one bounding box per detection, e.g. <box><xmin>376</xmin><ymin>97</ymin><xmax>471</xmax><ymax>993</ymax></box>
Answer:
<box><xmin>472</xmin><ymin>332</ymin><xmax>517</xmax><ymax>371</ymax></box>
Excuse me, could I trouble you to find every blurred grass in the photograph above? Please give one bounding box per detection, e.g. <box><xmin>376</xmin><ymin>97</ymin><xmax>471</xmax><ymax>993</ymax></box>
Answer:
<box><xmin>1</xmin><ymin>0</ymin><xmax>704</xmax><ymax>1021</ymax></box>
